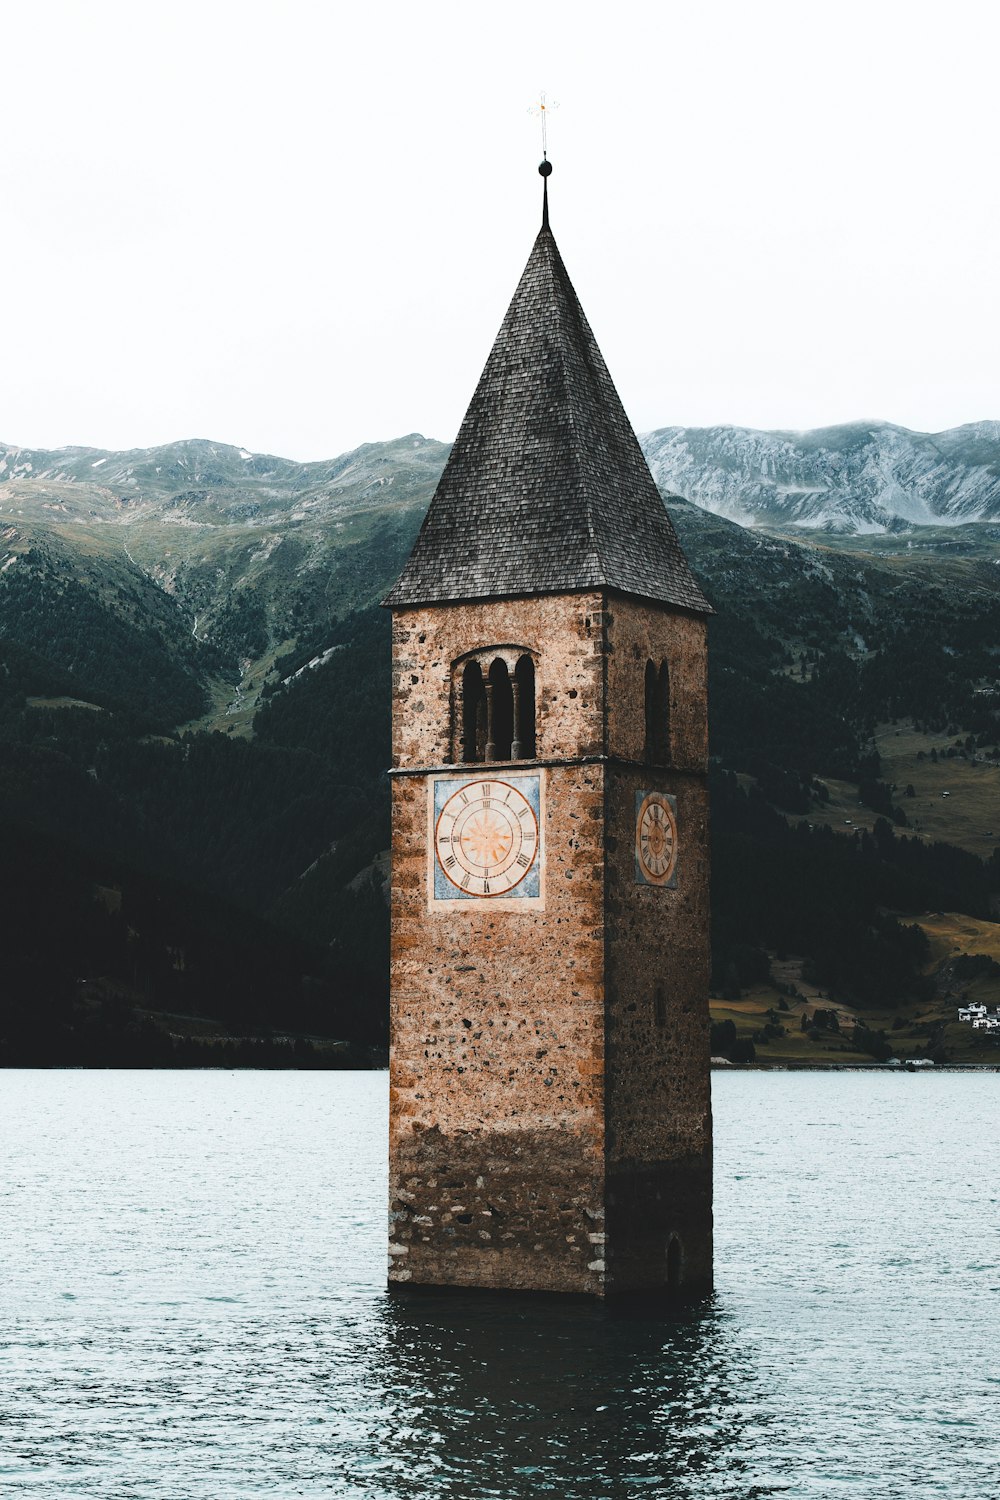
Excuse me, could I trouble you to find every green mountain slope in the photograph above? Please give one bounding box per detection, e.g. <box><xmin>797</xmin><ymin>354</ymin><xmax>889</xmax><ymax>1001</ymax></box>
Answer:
<box><xmin>0</xmin><ymin>434</ymin><xmax>446</xmax><ymax>675</ymax></box>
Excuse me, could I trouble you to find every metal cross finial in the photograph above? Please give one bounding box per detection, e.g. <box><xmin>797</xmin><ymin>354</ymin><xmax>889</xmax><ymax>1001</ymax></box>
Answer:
<box><xmin>528</xmin><ymin>91</ymin><xmax>559</xmax><ymax>161</ymax></box>
<box><xmin>529</xmin><ymin>92</ymin><xmax>558</xmax><ymax>228</ymax></box>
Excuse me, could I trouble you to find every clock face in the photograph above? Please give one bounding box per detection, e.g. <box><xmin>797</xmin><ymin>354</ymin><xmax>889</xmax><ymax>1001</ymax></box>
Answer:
<box><xmin>431</xmin><ymin>775</ymin><xmax>542</xmax><ymax>903</ymax></box>
<box><xmin>635</xmin><ymin>791</ymin><xmax>678</xmax><ymax>888</ymax></box>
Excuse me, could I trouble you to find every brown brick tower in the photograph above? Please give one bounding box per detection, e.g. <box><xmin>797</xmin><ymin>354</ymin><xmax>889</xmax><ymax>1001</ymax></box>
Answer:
<box><xmin>382</xmin><ymin>165</ymin><xmax>713</xmax><ymax>1299</ymax></box>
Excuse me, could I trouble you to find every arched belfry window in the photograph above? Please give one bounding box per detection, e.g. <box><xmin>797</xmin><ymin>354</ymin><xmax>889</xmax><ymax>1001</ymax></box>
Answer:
<box><xmin>513</xmin><ymin>655</ymin><xmax>536</xmax><ymax>759</ymax></box>
<box><xmin>488</xmin><ymin>659</ymin><xmax>513</xmax><ymax>761</ymax></box>
<box><xmin>455</xmin><ymin>647</ymin><xmax>537</xmax><ymax>764</ymax></box>
<box><xmin>644</xmin><ymin>658</ymin><xmax>671</xmax><ymax>765</ymax></box>
<box><xmin>462</xmin><ymin>661</ymin><xmax>485</xmax><ymax>763</ymax></box>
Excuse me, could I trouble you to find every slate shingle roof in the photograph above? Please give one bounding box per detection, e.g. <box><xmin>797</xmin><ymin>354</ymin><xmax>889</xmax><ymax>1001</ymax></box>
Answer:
<box><xmin>383</xmin><ymin>220</ymin><xmax>711</xmax><ymax>614</ymax></box>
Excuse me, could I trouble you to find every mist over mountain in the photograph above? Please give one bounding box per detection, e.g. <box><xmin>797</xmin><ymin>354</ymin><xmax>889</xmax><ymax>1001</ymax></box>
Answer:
<box><xmin>643</xmin><ymin>421</ymin><xmax>1000</xmax><ymax>533</ymax></box>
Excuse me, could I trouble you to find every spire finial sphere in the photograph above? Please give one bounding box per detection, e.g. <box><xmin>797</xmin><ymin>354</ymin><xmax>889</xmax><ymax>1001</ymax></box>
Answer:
<box><xmin>528</xmin><ymin>93</ymin><xmax>557</xmax><ymax>229</ymax></box>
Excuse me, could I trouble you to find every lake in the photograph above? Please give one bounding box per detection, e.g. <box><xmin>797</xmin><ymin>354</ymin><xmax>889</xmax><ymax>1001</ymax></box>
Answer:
<box><xmin>1</xmin><ymin>1071</ymin><xmax>997</xmax><ymax>1498</ymax></box>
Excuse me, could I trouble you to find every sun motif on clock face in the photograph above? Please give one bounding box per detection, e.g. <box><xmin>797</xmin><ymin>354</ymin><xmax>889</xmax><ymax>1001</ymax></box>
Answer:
<box><xmin>635</xmin><ymin>791</ymin><xmax>678</xmax><ymax>888</ymax></box>
<box><xmin>432</xmin><ymin>776</ymin><xmax>541</xmax><ymax>901</ymax></box>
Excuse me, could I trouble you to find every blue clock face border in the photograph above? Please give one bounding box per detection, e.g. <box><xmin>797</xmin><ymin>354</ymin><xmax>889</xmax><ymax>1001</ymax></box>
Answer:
<box><xmin>428</xmin><ymin>772</ymin><xmax>544</xmax><ymax>909</ymax></box>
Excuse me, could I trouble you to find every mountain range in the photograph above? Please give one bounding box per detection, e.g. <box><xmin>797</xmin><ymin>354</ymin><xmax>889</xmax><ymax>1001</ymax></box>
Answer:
<box><xmin>7</xmin><ymin>420</ymin><xmax>1000</xmax><ymax>543</ymax></box>
<box><xmin>1</xmin><ymin>420</ymin><xmax>998</xmax><ymax>1066</ymax></box>
<box><xmin>3</xmin><ymin>421</ymin><xmax>999</xmax><ymax>723</ymax></box>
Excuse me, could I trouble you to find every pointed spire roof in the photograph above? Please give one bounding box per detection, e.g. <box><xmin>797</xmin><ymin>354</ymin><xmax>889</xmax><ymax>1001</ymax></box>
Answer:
<box><xmin>384</xmin><ymin>189</ymin><xmax>710</xmax><ymax>615</ymax></box>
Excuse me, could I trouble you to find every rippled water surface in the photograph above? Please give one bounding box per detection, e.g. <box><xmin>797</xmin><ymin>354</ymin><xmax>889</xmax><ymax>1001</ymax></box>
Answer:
<box><xmin>2</xmin><ymin>1071</ymin><xmax>998</xmax><ymax>1498</ymax></box>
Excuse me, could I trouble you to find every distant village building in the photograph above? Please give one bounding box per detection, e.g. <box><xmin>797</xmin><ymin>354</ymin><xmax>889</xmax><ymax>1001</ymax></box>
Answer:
<box><xmin>957</xmin><ymin>1001</ymin><xmax>1000</xmax><ymax>1034</ymax></box>
<box><xmin>382</xmin><ymin>162</ymin><xmax>714</xmax><ymax>1299</ymax></box>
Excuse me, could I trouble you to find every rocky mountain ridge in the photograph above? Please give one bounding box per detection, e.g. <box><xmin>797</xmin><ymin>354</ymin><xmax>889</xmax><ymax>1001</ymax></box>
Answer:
<box><xmin>0</xmin><ymin>433</ymin><xmax>448</xmax><ymax>501</ymax></box>
<box><xmin>642</xmin><ymin>420</ymin><xmax>1000</xmax><ymax>534</ymax></box>
<box><xmin>6</xmin><ymin>420</ymin><xmax>1000</xmax><ymax>546</ymax></box>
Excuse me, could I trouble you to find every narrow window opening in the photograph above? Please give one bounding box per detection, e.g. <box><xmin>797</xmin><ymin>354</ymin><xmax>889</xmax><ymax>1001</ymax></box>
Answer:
<box><xmin>644</xmin><ymin>659</ymin><xmax>656</xmax><ymax>762</ymax></box>
<box><xmin>513</xmin><ymin>655</ymin><xmax>536</xmax><ymax>758</ymax></box>
<box><xmin>487</xmin><ymin>659</ymin><xmax>513</xmax><ymax>762</ymax></box>
<box><xmin>644</xmin><ymin>658</ymin><xmax>671</xmax><ymax>763</ymax></box>
<box><xmin>461</xmin><ymin>661</ymin><xmax>484</xmax><ymax>763</ymax></box>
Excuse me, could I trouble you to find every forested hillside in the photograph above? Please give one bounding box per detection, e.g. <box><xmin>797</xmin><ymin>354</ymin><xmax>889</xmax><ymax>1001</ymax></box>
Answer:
<box><xmin>1</xmin><ymin>434</ymin><xmax>998</xmax><ymax>1066</ymax></box>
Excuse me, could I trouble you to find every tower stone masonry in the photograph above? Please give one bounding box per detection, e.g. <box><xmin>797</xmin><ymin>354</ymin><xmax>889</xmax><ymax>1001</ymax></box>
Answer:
<box><xmin>382</xmin><ymin>172</ymin><xmax>713</xmax><ymax>1298</ymax></box>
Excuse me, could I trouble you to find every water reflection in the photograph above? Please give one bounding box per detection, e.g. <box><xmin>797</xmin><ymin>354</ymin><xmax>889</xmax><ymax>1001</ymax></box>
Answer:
<box><xmin>337</xmin><ymin>1291</ymin><xmax>775</xmax><ymax>1499</ymax></box>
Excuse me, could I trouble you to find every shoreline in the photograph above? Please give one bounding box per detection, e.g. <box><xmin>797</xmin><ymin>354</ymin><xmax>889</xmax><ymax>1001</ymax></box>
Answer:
<box><xmin>712</xmin><ymin>1060</ymin><xmax>1000</xmax><ymax>1072</ymax></box>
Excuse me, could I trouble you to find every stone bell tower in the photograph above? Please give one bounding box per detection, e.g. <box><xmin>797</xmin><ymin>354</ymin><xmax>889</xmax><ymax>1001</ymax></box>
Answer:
<box><xmin>382</xmin><ymin>162</ymin><xmax>713</xmax><ymax>1299</ymax></box>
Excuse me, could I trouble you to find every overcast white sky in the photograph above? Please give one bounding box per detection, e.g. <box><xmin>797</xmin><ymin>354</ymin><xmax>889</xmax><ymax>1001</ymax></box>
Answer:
<box><xmin>2</xmin><ymin>0</ymin><xmax>998</xmax><ymax>460</ymax></box>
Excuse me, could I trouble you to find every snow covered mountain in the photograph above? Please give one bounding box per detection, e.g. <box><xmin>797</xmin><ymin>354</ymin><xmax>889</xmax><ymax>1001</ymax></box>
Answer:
<box><xmin>641</xmin><ymin>421</ymin><xmax>1000</xmax><ymax>534</ymax></box>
